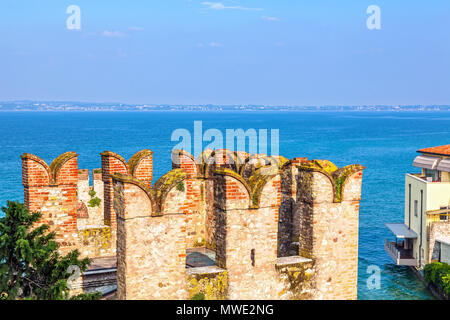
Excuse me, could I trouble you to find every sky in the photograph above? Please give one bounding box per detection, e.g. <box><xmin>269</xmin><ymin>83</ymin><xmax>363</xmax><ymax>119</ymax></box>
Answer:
<box><xmin>0</xmin><ymin>0</ymin><xmax>450</xmax><ymax>106</ymax></box>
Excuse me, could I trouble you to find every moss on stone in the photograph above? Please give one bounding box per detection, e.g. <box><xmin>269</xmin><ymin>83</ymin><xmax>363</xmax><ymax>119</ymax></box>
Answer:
<box><xmin>187</xmin><ymin>271</ymin><xmax>228</xmax><ymax>300</ymax></box>
<box><xmin>192</xmin><ymin>292</ymin><xmax>205</xmax><ymax>300</ymax></box>
<box><xmin>247</xmin><ymin>167</ymin><xmax>278</xmax><ymax>208</ymax></box>
<box><xmin>276</xmin><ymin>155</ymin><xmax>289</xmax><ymax>168</ymax></box>
<box><xmin>111</xmin><ymin>173</ymin><xmax>155</xmax><ymax>209</ymax></box>
<box><xmin>128</xmin><ymin>149</ymin><xmax>153</xmax><ymax>176</ymax></box>
<box><xmin>48</xmin><ymin>151</ymin><xmax>77</xmax><ymax>184</ymax></box>
<box><xmin>100</xmin><ymin>151</ymin><xmax>129</xmax><ymax>173</ymax></box>
<box><xmin>297</xmin><ymin>161</ymin><xmax>364</xmax><ymax>203</ymax></box>
<box><xmin>151</xmin><ymin>169</ymin><xmax>188</xmax><ymax>213</ymax></box>
<box><xmin>276</xmin><ymin>261</ymin><xmax>315</xmax><ymax>300</ymax></box>
<box><xmin>331</xmin><ymin>164</ymin><xmax>365</xmax><ymax>202</ymax></box>
<box><xmin>313</xmin><ymin>159</ymin><xmax>338</xmax><ymax>175</ymax></box>
<box><xmin>176</xmin><ymin>182</ymin><xmax>185</xmax><ymax>192</ymax></box>
<box><xmin>20</xmin><ymin>153</ymin><xmax>51</xmax><ymax>181</ymax></box>
<box><xmin>78</xmin><ymin>226</ymin><xmax>112</xmax><ymax>251</ymax></box>
<box><xmin>193</xmin><ymin>238</ymin><xmax>206</xmax><ymax>248</ymax></box>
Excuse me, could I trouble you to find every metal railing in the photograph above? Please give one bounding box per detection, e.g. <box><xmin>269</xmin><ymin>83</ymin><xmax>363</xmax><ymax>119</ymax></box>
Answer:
<box><xmin>384</xmin><ymin>239</ymin><xmax>400</xmax><ymax>260</ymax></box>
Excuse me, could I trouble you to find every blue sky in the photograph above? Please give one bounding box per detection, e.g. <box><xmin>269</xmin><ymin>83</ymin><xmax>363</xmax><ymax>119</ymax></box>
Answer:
<box><xmin>0</xmin><ymin>0</ymin><xmax>450</xmax><ymax>105</ymax></box>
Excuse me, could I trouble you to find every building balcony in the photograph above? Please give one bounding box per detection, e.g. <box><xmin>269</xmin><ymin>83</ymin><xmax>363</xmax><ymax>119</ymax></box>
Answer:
<box><xmin>384</xmin><ymin>223</ymin><xmax>418</xmax><ymax>266</ymax></box>
<box><xmin>384</xmin><ymin>239</ymin><xmax>417</xmax><ymax>266</ymax></box>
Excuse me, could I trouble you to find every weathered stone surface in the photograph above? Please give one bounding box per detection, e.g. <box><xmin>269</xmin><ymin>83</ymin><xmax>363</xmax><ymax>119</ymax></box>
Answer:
<box><xmin>22</xmin><ymin>149</ymin><xmax>364</xmax><ymax>300</ymax></box>
<box><xmin>186</xmin><ymin>267</ymin><xmax>228</xmax><ymax>300</ymax></box>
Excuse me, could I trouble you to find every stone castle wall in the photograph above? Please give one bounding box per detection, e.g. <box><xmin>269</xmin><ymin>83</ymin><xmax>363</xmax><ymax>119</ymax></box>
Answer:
<box><xmin>21</xmin><ymin>148</ymin><xmax>365</xmax><ymax>300</ymax></box>
<box><xmin>428</xmin><ymin>220</ymin><xmax>450</xmax><ymax>264</ymax></box>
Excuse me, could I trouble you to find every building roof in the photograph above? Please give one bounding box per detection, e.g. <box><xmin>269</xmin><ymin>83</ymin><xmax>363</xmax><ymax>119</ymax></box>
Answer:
<box><xmin>413</xmin><ymin>155</ymin><xmax>440</xmax><ymax>170</ymax></box>
<box><xmin>385</xmin><ymin>223</ymin><xmax>418</xmax><ymax>239</ymax></box>
<box><xmin>418</xmin><ymin>144</ymin><xmax>450</xmax><ymax>157</ymax></box>
<box><xmin>436</xmin><ymin>236</ymin><xmax>450</xmax><ymax>246</ymax></box>
<box><xmin>437</xmin><ymin>158</ymin><xmax>450</xmax><ymax>172</ymax></box>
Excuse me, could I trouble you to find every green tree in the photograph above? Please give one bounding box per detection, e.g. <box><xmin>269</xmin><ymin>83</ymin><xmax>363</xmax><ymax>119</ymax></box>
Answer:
<box><xmin>0</xmin><ymin>201</ymin><xmax>100</xmax><ymax>300</ymax></box>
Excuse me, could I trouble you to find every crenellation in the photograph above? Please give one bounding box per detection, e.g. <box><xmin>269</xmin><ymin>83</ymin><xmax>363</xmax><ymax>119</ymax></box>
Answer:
<box><xmin>21</xmin><ymin>148</ymin><xmax>365</xmax><ymax>300</ymax></box>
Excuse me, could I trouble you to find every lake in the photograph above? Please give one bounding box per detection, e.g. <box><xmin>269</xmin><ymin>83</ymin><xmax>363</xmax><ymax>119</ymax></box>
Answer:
<box><xmin>1</xmin><ymin>111</ymin><xmax>448</xmax><ymax>299</ymax></box>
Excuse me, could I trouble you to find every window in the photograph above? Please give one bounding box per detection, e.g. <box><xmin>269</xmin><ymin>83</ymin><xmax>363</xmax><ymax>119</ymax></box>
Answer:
<box><xmin>425</xmin><ymin>169</ymin><xmax>434</xmax><ymax>179</ymax></box>
<box><xmin>414</xmin><ymin>200</ymin><xmax>418</xmax><ymax>217</ymax></box>
<box><xmin>440</xmin><ymin>206</ymin><xmax>449</xmax><ymax>221</ymax></box>
<box><xmin>425</xmin><ymin>169</ymin><xmax>441</xmax><ymax>182</ymax></box>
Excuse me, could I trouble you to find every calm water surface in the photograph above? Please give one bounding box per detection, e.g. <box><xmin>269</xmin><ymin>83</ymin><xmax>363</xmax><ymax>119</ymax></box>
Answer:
<box><xmin>1</xmin><ymin>111</ymin><xmax>448</xmax><ymax>300</ymax></box>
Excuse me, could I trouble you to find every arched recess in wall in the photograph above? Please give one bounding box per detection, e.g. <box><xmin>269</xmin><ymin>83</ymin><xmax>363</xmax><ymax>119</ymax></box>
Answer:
<box><xmin>20</xmin><ymin>153</ymin><xmax>51</xmax><ymax>185</ymax></box>
<box><xmin>111</xmin><ymin>173</ymin><xmax>155</xmax><ymax>215</ymax></box>
<box><xmin>171</xmin><ymin>149</ymin><xmax>198</xmax><ymax>178</ymax></box>
<box><xmin>151</xmin><ymin>169</ymin><xmax>189</xmax><ymax>214</ymax></box>
<box><xmin>50</xmin><ymin>152</ymin><xmax>78</xmax><ymax>185</ymax></box>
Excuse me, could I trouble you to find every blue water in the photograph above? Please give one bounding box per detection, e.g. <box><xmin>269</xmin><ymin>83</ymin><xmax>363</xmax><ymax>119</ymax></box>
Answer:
<box><xmin>1</xmin><ymin>111</ymin><xmax>448</xmax><ymax>300</ymax></box>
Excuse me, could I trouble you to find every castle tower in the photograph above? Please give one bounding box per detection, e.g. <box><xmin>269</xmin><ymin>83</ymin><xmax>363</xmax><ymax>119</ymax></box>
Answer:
<box><xmin>295</xmin><ymin>161</ymin><xmax>364</xmax><ymax>300</ymax></box>
<box><xmin>21</xmin><ymin>152</ymin><xmax>79</xmax><ymax>252</ymax></box>
<box><xmin>214</xmin><ymin>167</ymin><xmax>282</xmax><ymax>299</ymax></box>
<box><xmin>113</xmin><ymin>171</ymin><xmax>188</xmax><ymax>300</ymax></box>
<box><xmin>101</xmin><ymin>150</ymin><xmax>153</xmax><ymax>230</ymax></box>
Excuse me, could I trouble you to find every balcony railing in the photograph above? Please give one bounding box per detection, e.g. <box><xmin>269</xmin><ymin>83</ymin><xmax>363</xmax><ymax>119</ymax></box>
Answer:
<box><xmin>384</xmin><ymin>239</ymin><xmax>417</xmax><ymax>266</ymax></box>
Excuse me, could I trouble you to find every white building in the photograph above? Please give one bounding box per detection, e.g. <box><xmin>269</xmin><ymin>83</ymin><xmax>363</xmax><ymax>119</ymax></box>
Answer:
<box><xmin>385</xmin><ymin>144</ymin><xmax>450</xmax><ymax>268</ymax></box>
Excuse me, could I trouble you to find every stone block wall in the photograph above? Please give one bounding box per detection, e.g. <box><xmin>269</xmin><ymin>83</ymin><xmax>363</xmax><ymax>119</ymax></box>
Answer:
<box><xmin>113</xmin><ymin>176</ymin><xmax>187</xmax><ymax>300</ymax></box>
<box><xmin>276</xmin><ymin>257</ymin><xmax>315</xmax><ymax>299</ymax></box>
<box><xmin>21</xmin><ymin>148</ymin><xmax>364</xmax><ymax>300</ymax></box>
<box><xmin>77</xmin><ymin>169</ymin><xmax>104</xmax><ymax>229</ymax></box>
<box><xmin>213</xmin><ymin>171</ymin><xmax>283</xmax><ymax>299</ymax></box>
<box><xmin>21</xmin><ymin>152</ymin><xmax>79</xmax><ymax>253</ymax></box>
<box><xmin>295</xmin><ymin>161</ymin><xmax>364</xmax><ymax>300</ymax></box>
<box><xmin>101</xmin><ymin>150</ymin><xmax>153</xmax><ymax>230</ymax></box>
<box><xmin>186</xmin><ymin>267</ymin><xmax>228</xmax><ymax>300</ymax></box>
<box><xmin>428</xmin><ymin>220</ymin><xmax>450</xmax><ymax>264</ymax></box>
<box><xmin>21</xmin><ymin>152</ymin><xmax>115</xmax><ymax>258</ymax></box>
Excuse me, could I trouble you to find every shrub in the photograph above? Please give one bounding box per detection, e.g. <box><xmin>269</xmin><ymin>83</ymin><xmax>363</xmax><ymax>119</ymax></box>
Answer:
<box><xmin>88</xmin><ymin>197</ymin><xmax>101</xmax><ymax>208</ymax></box>
<box><xmin>424</xmin><ymin>262</ymin><xmax>450</xmax><ymax>296</ymax></box>
<box><xmin>88</xmin><ymin>189</ymin><xmax>101</xmax><ymax>208</ymax></box>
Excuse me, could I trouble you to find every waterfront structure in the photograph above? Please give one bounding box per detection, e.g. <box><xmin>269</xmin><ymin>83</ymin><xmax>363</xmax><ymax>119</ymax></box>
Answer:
<box><xmin>385</xmin><ymin>145</ymin><xmax>450</xmax><ymax>268</ymax></box>
<box><xmin>21</xmin><ymin>149</ymin><xmax>364</xmax><ymax>300</ymax></box>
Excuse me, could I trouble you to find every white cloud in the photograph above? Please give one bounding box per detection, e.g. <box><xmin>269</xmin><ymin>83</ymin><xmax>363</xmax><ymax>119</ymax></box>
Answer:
<box><xmin>101</xmin><ymin>30</ymin><xmax>126</xmax><ymax>38</ymax></box>
<box><xmin>201</xmin><ymin>2</ymin><xmax>262</xmax><ymax>11</ymax></box>
<box><xmin>209</xmin><ymin>42</ymin><xmax>223</xmax><ymax>47</ymax></box>
<box><xmin>262</xmin><ymin>16</ymin><xmax>279</xmax><ymax>22</ymax></box>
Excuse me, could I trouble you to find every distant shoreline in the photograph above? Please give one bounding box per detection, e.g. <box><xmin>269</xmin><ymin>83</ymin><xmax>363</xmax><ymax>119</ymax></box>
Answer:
<box><xmin>1</xmin><ymin>109</ymin><xmax>450</xmax><ymax>113</ymax></box>
<box><xmin>1</xmin><ymin>101</ymin><xmax>450</xmax><ymax>113</ymax></box>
